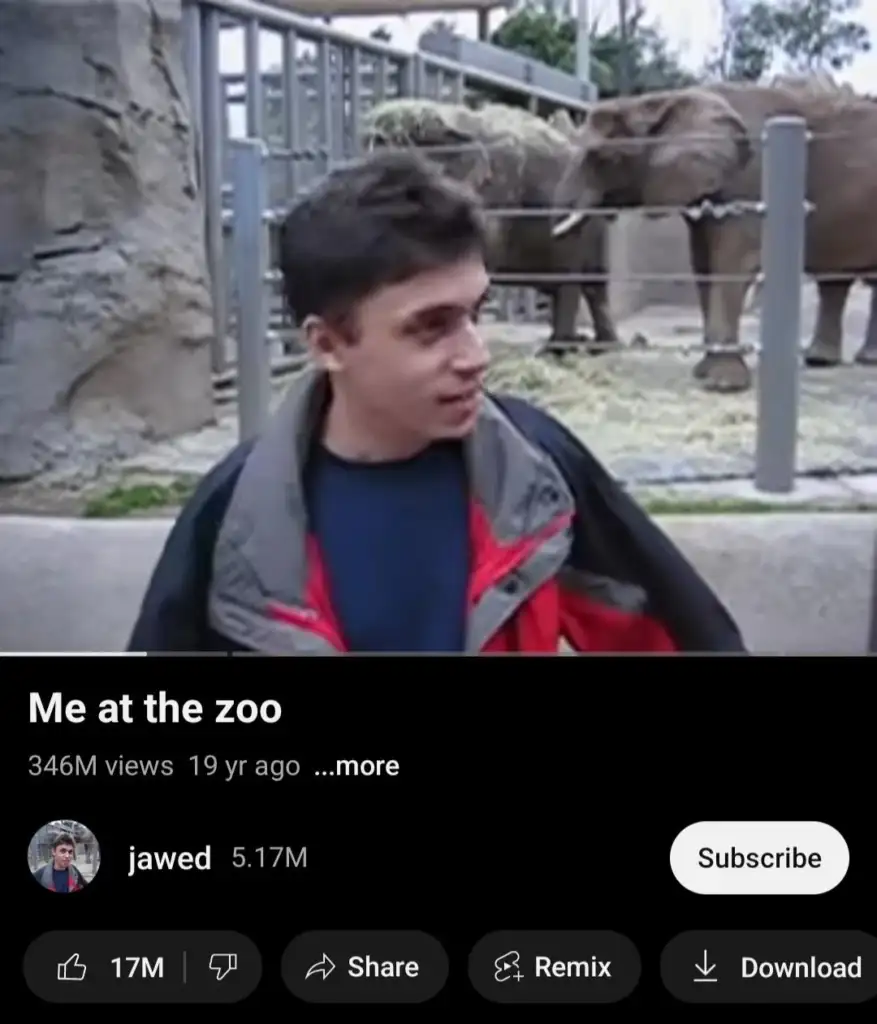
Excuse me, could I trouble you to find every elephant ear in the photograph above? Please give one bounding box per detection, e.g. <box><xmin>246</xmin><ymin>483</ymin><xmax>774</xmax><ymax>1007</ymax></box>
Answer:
<box><xmin>626</xmin><ymin>90</ymin><xmax>753</xmax><ymax>208</ymax></box>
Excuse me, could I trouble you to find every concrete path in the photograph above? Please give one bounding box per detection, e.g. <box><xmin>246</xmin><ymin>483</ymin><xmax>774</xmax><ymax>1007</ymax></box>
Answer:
<box><xmin>1</xmin><ymin>513</ymin><xmax>874</xmax><ymax>654</ymax></box>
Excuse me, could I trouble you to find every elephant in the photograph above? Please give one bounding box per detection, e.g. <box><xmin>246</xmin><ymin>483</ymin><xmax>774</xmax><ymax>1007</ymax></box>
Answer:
<box><xmin>361</xmin><ymin>98</ymin><xmax>620</xmax><ymax>352</ymax></box>
<box><xmin>552</xmin><ymin>82</ymin><xmax>877</xmax><ymax>392</ymax></box>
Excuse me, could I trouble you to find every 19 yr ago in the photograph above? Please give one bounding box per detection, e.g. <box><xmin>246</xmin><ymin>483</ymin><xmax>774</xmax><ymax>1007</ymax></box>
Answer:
<box><xmin>128</xmin><ymin>845</ymin><xmax>211</xmax><ymax>876</ymax></box>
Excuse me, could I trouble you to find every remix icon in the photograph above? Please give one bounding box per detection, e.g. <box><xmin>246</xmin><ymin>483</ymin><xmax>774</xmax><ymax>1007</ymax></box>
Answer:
<box><xmin>494</xmin><ymin>950</ymin><xmax>524</xmax><ymax>983</ymax></box>
<box><xmin>208</xmin><ymin>953</ymin><xmax>238</xmax><ymax>981</ymax></box>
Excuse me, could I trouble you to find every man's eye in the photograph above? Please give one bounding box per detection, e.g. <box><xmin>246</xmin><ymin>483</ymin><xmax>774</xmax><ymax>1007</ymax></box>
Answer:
<box><xmin>408</xmin><ymin>307</ymin><xmax>481</xmax><ymax>344</ymax></box>
<box><xmin>409</xmin><ymin>313</ymin><xmax>453</xmax><ymax>341</ymax></box>
<box><xmin>421</xmin><ymin>313</ymin><xmax>451</xmax><ymax>333</ymax></box>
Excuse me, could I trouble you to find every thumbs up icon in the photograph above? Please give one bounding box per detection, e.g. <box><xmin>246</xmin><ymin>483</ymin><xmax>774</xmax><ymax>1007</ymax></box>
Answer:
<box><xmin>57</xmin><ymin>953</ymin><xmax>87</xmax><ymax>982</ymax></box>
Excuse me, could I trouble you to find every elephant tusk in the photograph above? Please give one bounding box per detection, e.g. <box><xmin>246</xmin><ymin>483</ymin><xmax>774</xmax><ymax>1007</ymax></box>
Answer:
<box><xmin>552</xmin><ymin>210</ymin><xmax>589</xmax><ymax>238</ymax></box>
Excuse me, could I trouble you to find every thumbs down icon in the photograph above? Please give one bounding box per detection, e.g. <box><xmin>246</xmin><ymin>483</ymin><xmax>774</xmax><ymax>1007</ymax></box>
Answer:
<box><xmin>208</xmin><ymin>953</ymin><xmax>238</xmax><ymax>981</ymax></box>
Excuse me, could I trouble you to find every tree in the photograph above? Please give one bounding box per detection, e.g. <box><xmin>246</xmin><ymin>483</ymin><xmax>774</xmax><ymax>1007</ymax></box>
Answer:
<box><xmin>704</xmin><ymin>0</ymin><xmax>778</xmax><ymax>81</ymax></box>
<box><xmin>490</xmin><ymin>1</ymin><xmax>697</xmax><ymax>97</ymax></box>
<box><xmin>772</xmin><ymin>0</ymin><xmax>871</xmax><ymax>72</ymax></box>
<box><xmin>704</xmin><ymin>0</ymin><xmax>871</xmax><ymax>81</ymax></box>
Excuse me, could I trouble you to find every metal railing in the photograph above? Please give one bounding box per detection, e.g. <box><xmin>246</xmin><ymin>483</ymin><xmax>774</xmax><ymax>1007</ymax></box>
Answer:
<box><xmin>182</xmin><ymin>0</ymin><xmax>595</xmax><ymax>376</ymax></box>
<box><xmin>181</xmin><ymin>0</ymin><xmax>859</xmax><ymax>497</ymax></box>
<box><xmin>227</xmin><ymin>116</ymin><xmax>811</xmax><ymax>494</ymax></box>
<box><xmin>870</xmin><ymin>534</ymin><xmax>877</xmax><ymax>654</ymax></box>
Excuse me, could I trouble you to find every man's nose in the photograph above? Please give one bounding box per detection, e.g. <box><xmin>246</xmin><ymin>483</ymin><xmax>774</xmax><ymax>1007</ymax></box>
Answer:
<box><xmin>453</xmin><ymin>322</ymin><xmax>490</xmax><ymax>373</ymax></box>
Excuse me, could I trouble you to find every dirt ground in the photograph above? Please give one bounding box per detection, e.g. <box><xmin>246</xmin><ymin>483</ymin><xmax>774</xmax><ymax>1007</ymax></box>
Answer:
<box><xmin>1</xmin><ymin>286</ymin><xmax>874</xmax><ymax>515</ymax></box>
<box><xmin>483</xmin><ymin>342</ymin><xmax>875</xmax><ymax>483</ymax></box>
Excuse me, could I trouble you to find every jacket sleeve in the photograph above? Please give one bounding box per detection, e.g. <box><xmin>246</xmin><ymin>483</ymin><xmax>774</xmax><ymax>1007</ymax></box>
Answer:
<box><xmin>492</xmin><ymin>394</ymin><xmax>748</xmax><ymax>653</ymax></box>
<box><xmin>126</xmin><ymin>441</ymin><xmax>254</xmax><ymax>653</ymax></box>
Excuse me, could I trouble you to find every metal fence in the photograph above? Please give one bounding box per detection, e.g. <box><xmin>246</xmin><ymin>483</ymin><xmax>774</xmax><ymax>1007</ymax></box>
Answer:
<box><xmin>182</xmin><ymin>0</ymin><xmax>817</xmax><ymax>495</ymax></box>
<box><xmin>870</xmin><ymin>535</ymin><xmax>877</xmax><ymax>654</ymax></box>
<box><xmin>181</xmin><ymin>0</ymin><xmax>593</xmax><ymax>382</ymax></box>
<box><xmin>227</xmin><ymin>115</ymin><xmax>810</xmax><ymax>493</ymax></box>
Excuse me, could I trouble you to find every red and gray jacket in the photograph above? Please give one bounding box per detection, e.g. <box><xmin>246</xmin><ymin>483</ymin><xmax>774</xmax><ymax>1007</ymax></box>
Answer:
<box><xmin>33</xmin><ymin>864</ymin><xmax>88</xmax><ymax>892</ymax></box>
<box><xmin>129</xmin><ymin>369</ymin><xmax>746</xmax><ymax>654</ymax></box>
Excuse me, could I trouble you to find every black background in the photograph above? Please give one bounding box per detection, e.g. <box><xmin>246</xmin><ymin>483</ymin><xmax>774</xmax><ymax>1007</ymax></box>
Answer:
<box><xmin>17</xmin><ymin>667</ymin><xmax>875</xmax><ymax>1019</ymax></box>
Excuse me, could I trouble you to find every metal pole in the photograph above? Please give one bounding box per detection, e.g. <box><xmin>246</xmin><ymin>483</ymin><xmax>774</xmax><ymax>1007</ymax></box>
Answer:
<box><xmin>617</xmin><ymin>0</ymin><xmax>630</xmax><ymax>95</ymax></box>
<box><xmin>200</xmin><ymin>6</ymin><xmax>228</xmax><ymax>375</ymax></box>
<box><xmin>754</xmin><ymin>116</ymin><xmax>807</xmax><ymax>493</ymax></box>
<box><xmin>231</xmin><ymin>139</ymin><xmax>271</xmax><ymax>442</ymax></box>
<box><xmin>477</xmin><ymin>9</ymin><xmax>489</xmax><ymax>42</ymax></box>
<box><xmin>576</xmin><ymin>0</ymin><xmax>590</xmax><ymax>84</ymax></box>
<box><xmin>868</xmin><ymin>533</ymin><xmax>877</xmax><ymax>654</ymax></box>
<box><xmin>181</xmin><ymin>1</ymin><xmax>203</xmax><ymax>189</ymax></box>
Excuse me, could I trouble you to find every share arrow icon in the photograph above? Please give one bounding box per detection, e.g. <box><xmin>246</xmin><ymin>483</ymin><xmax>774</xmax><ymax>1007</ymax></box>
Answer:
<box><xmin>305</xmin><ymin>953</ymin><xmax>336</xmax><ymax>981</ymax></box>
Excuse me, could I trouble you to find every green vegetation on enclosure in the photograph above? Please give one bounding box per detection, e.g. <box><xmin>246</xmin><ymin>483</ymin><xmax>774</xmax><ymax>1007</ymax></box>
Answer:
<box><xmin>83</xmin><ymin>477</ymin><xmax>199</xmax><ymax>518</ymax></box>
<box><xmin>639</xmin><ymin>496</ymin><xmax>875</xmax><ymax>515</ymax></box>
<box><xmin>79</xmin><ymin>476</ymin><xmax>874</xmax><ymax>518</ymax></box>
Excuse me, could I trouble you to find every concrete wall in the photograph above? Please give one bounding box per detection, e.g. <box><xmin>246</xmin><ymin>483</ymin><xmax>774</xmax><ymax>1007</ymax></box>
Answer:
<box><xmin>1</xmin><ymin>514</ymin><xmax>874</xmax><ymax>654</ymax></box>
<box><xmin>608</xmin><ymin>213</ymin><xmax>696</xmax><ymax>319</ymax></box>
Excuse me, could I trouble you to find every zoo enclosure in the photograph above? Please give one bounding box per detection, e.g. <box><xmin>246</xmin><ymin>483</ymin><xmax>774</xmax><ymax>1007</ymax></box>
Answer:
<box><xmin>181</xmin><ymin>0</ymin><xmax>594</xmax><ymax>380</ymax></box>
<box><xmin>182</xmin><ymin>0</ymin><xmax>813</xmax><ymax>493</ymax></box>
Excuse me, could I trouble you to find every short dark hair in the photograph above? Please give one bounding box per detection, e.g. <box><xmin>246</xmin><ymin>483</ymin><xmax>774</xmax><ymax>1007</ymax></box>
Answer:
<box><xmin>53</xmin><ymin>834</ymin><xmax>75</xmax><ymax>850</ymax></box>
<box><xmin>278</xmin><ymin>150</ymin><xmax>489</xmax><ymax>328</ymax></box>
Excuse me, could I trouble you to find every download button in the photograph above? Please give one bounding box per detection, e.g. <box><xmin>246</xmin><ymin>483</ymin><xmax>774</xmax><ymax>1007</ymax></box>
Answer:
<box><xmin>661</xmin><ymin>930</ymin><xmax>877</xmax><ymax>1003</ymax></box>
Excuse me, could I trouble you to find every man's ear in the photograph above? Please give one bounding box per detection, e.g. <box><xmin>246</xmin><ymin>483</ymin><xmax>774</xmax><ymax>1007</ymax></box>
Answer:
<box><xmin>302</xmin><ymin>315</ymin><xmax>345</xmax><ymax>373</ymax></box>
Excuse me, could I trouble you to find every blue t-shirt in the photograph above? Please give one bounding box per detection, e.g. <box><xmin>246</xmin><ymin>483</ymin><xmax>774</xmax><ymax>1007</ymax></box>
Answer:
<box><xmin>304</xmin><ymin>441</ymin><xmax>471</xmax><ymax>652</ymax></box>
<box><xmin>52</xmin><ymin>868</ymin><xmax>69</xmax><ymax>892</ymax></box>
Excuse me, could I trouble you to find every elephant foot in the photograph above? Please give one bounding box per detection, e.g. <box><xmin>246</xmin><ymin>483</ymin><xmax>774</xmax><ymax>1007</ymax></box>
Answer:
<box><xmin>696</xmin><ymin>353</ymin><xmax>752</xmax><ymax>393</ymax></box>
<box><xmin>692</xmin><ymin>355</ymin><xmax>710</xmax><ymax>380</ymax></box>
<box><xmin>853</xmin><ymin>344</ymin><xmax>877</xmax><ymax>366</ymax></box>
<box><xmin>587</xmin><ymin>335</ymin><xmax>624</xmax><ymax>355</ymax></box>
<box><xmin>538</xmin><ymin>339</ymin><xmax>578</xmax><ymax>360</ymax></box>
<box><xmin>542</xmin><ymin>333</ymin><xmax>594</xmax><ymax>355</ymax></box>
<box><xmin>803</xmin><ymin>339</ymin><xmax>842</xmax><ymax>368</ymax></box>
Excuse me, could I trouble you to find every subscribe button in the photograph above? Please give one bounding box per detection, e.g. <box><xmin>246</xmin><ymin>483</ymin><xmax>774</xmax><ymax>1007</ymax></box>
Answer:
<box><xmin>670</xmin><ymin>821</ymin><xmax>849</xmax><ymax>894</ymax></box>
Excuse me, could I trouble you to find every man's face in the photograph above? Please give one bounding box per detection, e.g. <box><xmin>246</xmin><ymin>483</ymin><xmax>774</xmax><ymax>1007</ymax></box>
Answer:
<box><xmin>53</xmin><ymin>843</ymin><xmax>74</xmax><ymax>869</ymax></box>
<box><xmin>314</xmin><ymin>254</ymin><xmax>492</xmax><ymax>448</ymax></box>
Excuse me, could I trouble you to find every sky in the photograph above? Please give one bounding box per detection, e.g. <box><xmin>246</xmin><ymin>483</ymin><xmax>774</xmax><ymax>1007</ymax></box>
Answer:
<box><xmin>219</xmin><ymin>0</ymin><xmax>877</xmax><ymax>113</ymax></box>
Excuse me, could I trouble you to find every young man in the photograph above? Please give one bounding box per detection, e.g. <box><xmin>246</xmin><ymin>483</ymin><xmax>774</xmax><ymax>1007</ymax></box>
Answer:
<box><xmin>32</xmin><ymin>835</ymin><xmax>88</xmax><ymax>893</ymax></box>
<box><xmin>128</xmin><ymin>151</ymin><xmax>745</xmax><ymax>654</ymax></box>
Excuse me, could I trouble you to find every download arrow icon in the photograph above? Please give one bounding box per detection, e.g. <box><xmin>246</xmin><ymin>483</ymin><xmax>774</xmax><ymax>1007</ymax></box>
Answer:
<box><xmin>694</xmin><ymin>950</ymin><xmax>717</xmax><ymax>982</ymax></box>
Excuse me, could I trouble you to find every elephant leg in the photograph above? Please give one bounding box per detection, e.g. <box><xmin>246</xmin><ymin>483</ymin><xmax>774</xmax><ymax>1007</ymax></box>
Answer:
<box><xmin>686</xmin><ymin>221</ymin><xmax>712</xmax><ymax>380</ymax></box>
<box><xmin>854</xmin><ymin>282</ymin><xmax>877</xmax><ymax>366</ymax></box>
<box><xmin>804</xmin><ymin>279</ymin><xmax>852</xmax><ymax>367</ymax></box>
<box><xmin>580</xmin><ymin>281</ymin><xmax>622</xmax><ymax>351</ymax></box>
<box><xmin>698</xmin><ymin>229</ymin><xmax>760</xmax><ymax>393</ymax></box>
<box><xmin>547</xmin><ymin>283</ymin><xmax>583</xmax><ymax>345</ymax></box>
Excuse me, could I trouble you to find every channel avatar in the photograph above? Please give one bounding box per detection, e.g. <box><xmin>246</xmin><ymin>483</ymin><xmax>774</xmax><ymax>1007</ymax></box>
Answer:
<box><xmin>29</xmin><ymin>820</ymin><xmax>99</xmax><ymax>893</ymax></box>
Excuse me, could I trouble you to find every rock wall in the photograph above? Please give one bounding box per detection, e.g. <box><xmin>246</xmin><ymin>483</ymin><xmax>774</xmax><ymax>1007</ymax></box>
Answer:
<box><xmin>0</xmin><ymin>0</ymin><xmax>215</xmax><ymax>482</ymax></box>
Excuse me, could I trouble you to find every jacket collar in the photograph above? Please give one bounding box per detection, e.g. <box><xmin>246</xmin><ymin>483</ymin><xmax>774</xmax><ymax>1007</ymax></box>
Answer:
<box><xmin>208</xmin><ymin>367</ymin><xmax>574</xmax><ymax>652</ymax></box>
